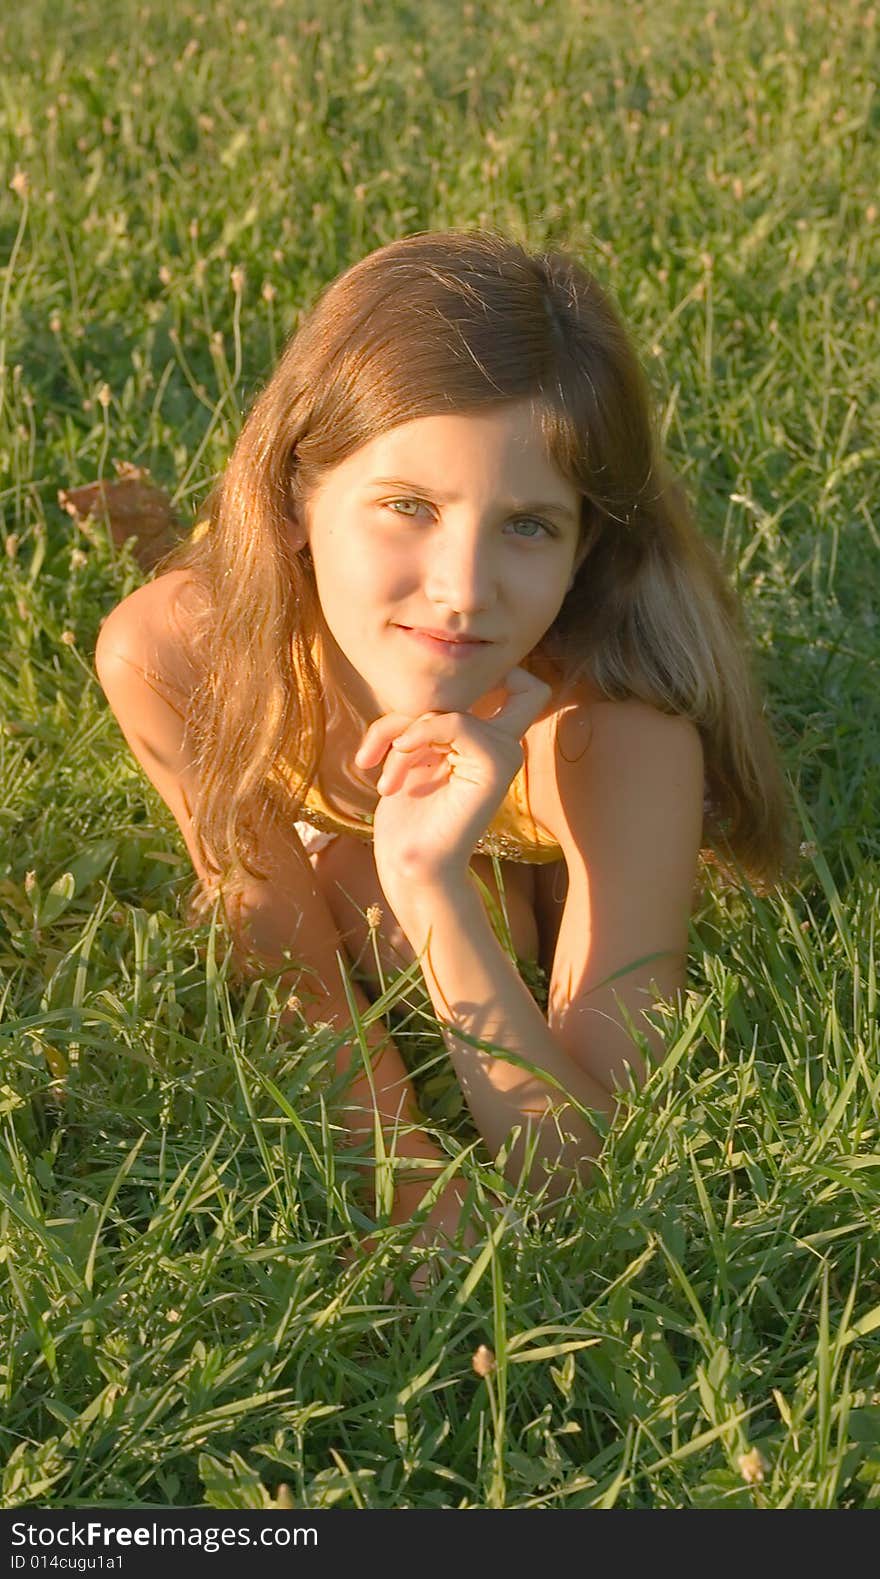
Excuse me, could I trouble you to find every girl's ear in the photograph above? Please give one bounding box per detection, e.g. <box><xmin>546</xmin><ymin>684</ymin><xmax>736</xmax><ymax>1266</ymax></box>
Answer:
<box><xmin>282</xmin><ymin>502</ymin><xmax>309</xmax><ymax>554</ymax></box>
<box><xmin>568</xmin><ymin>513</ymin><xmax>599</xmax><ymax>587</ymax></box>
<box><xmin>567</xmin><ymin>540</ymin><xmax>590</xmax><ymax>590</ymax></box>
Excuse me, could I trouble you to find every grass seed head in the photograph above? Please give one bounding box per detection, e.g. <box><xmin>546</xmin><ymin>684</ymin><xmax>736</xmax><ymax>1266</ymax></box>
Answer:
<box><xmin>472</xmin><ymin>1344</ymin><xmax>496</xmax><ymax>1377</ymax></box>
<box><xmin>737</xmin><ymin>1447</ymin><xmax>769</xmax><ymax>1484</ymax></box>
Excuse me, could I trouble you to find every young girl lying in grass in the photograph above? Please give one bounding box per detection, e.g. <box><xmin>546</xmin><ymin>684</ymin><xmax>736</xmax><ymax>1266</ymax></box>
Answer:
<box><xmin>93</xmin><ymin>227</ymin><xmax>796</xmax><ymax>1270</ymax></box>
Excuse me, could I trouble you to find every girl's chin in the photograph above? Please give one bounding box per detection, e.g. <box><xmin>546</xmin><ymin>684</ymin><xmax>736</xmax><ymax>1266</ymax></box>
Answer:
<box><xmin>381</xmin><ymin>676</ymin><xmax>511</xmax><ymax>719</ymax></box>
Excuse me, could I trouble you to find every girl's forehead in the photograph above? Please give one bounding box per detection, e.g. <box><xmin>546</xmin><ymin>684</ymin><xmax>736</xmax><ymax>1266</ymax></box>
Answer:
<box><xmin>332</xmin><ymin>404</ymin><xmax>571</xmax><ymax>490</ymax></box>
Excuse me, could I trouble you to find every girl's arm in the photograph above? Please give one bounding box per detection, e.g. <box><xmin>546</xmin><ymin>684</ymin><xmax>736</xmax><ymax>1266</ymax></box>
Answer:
<box><xmin>384</xmin><ymin>698</ymin><xmax>705</xmax><ymax>1205</ymax></box>
<box><xmin>93</xmin><ymin>580</ymin><xmax>458</xmax><ymax>1223</ymax></box>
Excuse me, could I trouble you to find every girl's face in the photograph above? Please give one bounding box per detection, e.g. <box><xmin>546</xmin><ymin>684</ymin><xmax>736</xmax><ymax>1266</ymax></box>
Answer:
<box><xmin>293</xmin><ymin>400</ymin><xmax>587</xmax><ymax>727</ymax></box>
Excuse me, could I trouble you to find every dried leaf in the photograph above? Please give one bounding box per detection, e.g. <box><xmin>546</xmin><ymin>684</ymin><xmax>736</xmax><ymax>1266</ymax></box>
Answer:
<box><xmin>58</xmin><ymin>461</ymin><xmax>181</xmax><ymax>571</ymax></box>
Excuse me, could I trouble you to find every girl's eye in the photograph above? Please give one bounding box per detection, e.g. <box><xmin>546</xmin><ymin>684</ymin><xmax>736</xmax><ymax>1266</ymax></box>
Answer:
<box><xmin>386</xmin><ymin>498</ymin><xmax>425</xmax><ymax>518</ymax></box>
<box><xmin>384</xmin><ymin>499</ymin><xmax>553</xmax><ymax>539</ymax></box>
<box><xmin>509</xmin><ymin>517</ymin><xmax>550</xmax><ymax>539</ymax></box>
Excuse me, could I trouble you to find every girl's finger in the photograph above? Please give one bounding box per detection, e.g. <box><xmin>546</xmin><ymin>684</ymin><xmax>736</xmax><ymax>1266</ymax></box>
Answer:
<box><xmin>354</xmin><ymin>713</ymin><xmax>425</xmax><ymax>768</ymax></box>
<box><xmin>355</xmin><ymin>713</ymin><xmax>442</xmax><ymax>767</ymax></box>
<box><xmin>390</xmin><ymin>675</ymin><xmax>548</xmax><ymax>757</ymax></box>
<box><xmin>356</xmin><ymin>672</ymin><xmax>548</xmax><ymax>769</ymax></box>
<box><xmin>378</xmin><ymin>740</ymin><xmax>450</xmax><ymax>794</ymax></box>
<box><xmin>389</xmin><ymin>712</ymin><xmax>461</xmax><ymax>754</ymax></box>
<box><xmin>485</xmin><ymin>667</ymin><xmax>554</xmax><ymax>741</ymax></box>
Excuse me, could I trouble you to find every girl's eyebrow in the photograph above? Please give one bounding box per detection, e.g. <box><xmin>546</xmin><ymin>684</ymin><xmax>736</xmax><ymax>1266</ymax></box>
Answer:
<box><xmin>366</xmin><ymin>476</ymin><xmax>578</xmax><ymax>522</ymax></box>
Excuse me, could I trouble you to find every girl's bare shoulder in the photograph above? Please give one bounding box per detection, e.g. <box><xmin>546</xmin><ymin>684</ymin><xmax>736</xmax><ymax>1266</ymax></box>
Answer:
<box><xmin>95</xmin><ymin>568</ymin><xmax>206</xmax><ymax>699</ymax></box>
<box><xmin>524</xmin><ymin>658</ymin><xmax>698</xmax><ymax>840</ymax></box>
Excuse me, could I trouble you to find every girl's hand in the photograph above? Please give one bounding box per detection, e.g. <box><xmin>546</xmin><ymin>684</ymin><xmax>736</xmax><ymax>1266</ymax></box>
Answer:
<box><xmin>401</xmin><ymin>1181</ymin><xmax>480</xmax><ymax>1294</ymax></box>
<box><xmin>354</xmin><ymin>666</ymin><xmax>552</xmax><ymax>895</ymax></box>
<box><xmin>342</xmin><ymin>1178</ymin><xmax>479</xmax><ymax>1299</ymax></box>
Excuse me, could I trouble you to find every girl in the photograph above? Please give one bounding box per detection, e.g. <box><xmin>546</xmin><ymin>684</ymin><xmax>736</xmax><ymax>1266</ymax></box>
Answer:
<box><xmin>94</xmin><ymin>227</ymin><xmax>796</xmax><ymax>1264</ymax></box>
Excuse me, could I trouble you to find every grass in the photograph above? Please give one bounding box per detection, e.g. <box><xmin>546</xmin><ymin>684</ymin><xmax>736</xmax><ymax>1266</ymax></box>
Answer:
<box><xmin>1</xmin><ymin>0</ymin><xmax>879</xmax><ymax>1510</ymax></box>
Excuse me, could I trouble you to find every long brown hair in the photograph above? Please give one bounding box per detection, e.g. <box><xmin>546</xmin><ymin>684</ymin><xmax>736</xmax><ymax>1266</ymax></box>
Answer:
<box><xmin>151</xmin><ymin>227</ymin><xmax>798</xmax><ymax>920</ymax></box>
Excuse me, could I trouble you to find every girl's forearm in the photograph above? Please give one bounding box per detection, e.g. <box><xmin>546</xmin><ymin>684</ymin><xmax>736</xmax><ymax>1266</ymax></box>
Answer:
<box><xmin>389</xmin><ymin>874</ymin><xmax>619</xmax><ymax>1202</ymax></box>
<box><xmin>227</xmin><ymin>892</ymin><xmax>450</xmax><ymax>1204</ymax></box>
<box><xmin>282</xmin><ymin>968</ymin><xmax>448</xmax><ymax>1182</ymax></box>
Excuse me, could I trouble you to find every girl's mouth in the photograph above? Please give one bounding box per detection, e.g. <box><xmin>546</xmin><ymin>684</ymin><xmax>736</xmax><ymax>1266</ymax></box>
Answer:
<box><xmin>396</xmin><ymin>626</ymin><xmax>490</xmax><ymax>660</ymax></box>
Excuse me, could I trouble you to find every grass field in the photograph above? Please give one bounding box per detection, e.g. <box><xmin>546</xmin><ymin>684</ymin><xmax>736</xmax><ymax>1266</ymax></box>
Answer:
<box><xmin>1</xmin><ymin>0</ymin><xmax>879</xmax><ymax>1510</ymax></box>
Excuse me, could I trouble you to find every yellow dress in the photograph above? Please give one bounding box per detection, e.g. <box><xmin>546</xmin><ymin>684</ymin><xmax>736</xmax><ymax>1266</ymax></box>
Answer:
<box><xmin>267</xmin><ymin>706</ymin><xmax>563</xmax><ymax>864</ymax></box>
<box><xmin>189</xmin><ymin>517</ymin><xmax>564</xmax><ymax>864</ymax></box>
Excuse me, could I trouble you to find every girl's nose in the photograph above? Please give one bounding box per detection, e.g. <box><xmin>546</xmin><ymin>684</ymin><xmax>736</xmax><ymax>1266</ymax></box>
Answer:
<box><xmin>421</xmin><ymin>529</ymin><xmax>495</xmax><ymax>611</ymax></box>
